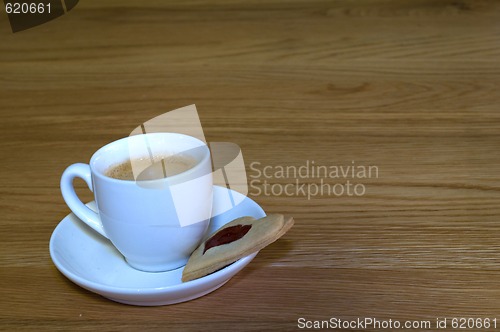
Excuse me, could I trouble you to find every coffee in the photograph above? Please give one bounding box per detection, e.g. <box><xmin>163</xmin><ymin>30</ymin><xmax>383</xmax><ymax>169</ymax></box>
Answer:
<box><xmin>106</xmin><ymin>155</ymin><xmax>197</xmax><ymax>180</ymax></box>
<box><xmin>61</xmin><ymin>132</ymin><xmax>213</xmax><ymax>272</ymax></box>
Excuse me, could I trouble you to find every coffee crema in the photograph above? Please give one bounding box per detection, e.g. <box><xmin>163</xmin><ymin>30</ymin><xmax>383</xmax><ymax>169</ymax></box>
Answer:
<box><xmin>105</xmin><ymin>155</ymin><xmax>197</xmax><ymax>181</ymax></box>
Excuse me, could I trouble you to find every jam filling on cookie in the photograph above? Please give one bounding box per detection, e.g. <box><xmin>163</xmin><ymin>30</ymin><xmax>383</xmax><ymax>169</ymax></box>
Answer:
<box><xmin>203</xmin><ymin>224</ymin><xmax>252</xmax><ymax>254</ymax></box>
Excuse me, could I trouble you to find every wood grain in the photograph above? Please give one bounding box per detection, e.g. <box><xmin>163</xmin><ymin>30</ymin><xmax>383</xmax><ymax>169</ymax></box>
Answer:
<box><xmin>1</xmin><ymin>0</ymin><xmax>500</xmax><ymax>330</ymax></box>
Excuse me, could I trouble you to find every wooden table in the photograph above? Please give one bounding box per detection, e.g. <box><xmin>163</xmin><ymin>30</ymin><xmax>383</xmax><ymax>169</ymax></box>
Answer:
<box><xmin>2</xmin><ymin>0</ymin><xmax>500</xmax><ymax>330</ymax></box>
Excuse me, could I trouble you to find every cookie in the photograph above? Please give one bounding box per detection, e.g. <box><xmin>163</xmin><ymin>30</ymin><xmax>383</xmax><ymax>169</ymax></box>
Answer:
<box><xmin>181</xmin><ymin>214</ymin><xmax>294</xmax><ymax>282</ymax></box>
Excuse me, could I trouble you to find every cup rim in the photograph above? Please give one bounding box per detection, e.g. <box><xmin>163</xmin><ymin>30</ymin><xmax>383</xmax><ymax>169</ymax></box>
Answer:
<box><xmin>90</xmin><ymin>133</ymin><xmax>210</xmax><ymax>184</ymax></box>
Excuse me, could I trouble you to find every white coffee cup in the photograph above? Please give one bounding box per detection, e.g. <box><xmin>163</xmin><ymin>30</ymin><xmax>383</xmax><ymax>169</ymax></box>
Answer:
<box><xmin>60</xmin><ymin>133</ymin><xmax>213</xmax><ymax>272</ymax></box>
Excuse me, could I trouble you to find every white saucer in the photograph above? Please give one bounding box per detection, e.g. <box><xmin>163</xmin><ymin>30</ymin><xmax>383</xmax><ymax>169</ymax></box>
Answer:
<box><xmin>50</xmin><ymin>186</ymin><xmax>265</xmax><ymax>306</ymax></box>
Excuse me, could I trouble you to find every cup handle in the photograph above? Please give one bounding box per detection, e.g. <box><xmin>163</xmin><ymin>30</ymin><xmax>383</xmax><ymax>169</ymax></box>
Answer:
<box><xmin>60</xmin><ymin>163</ymin><xmax>108</xmax><ymax>238</ymax></box>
